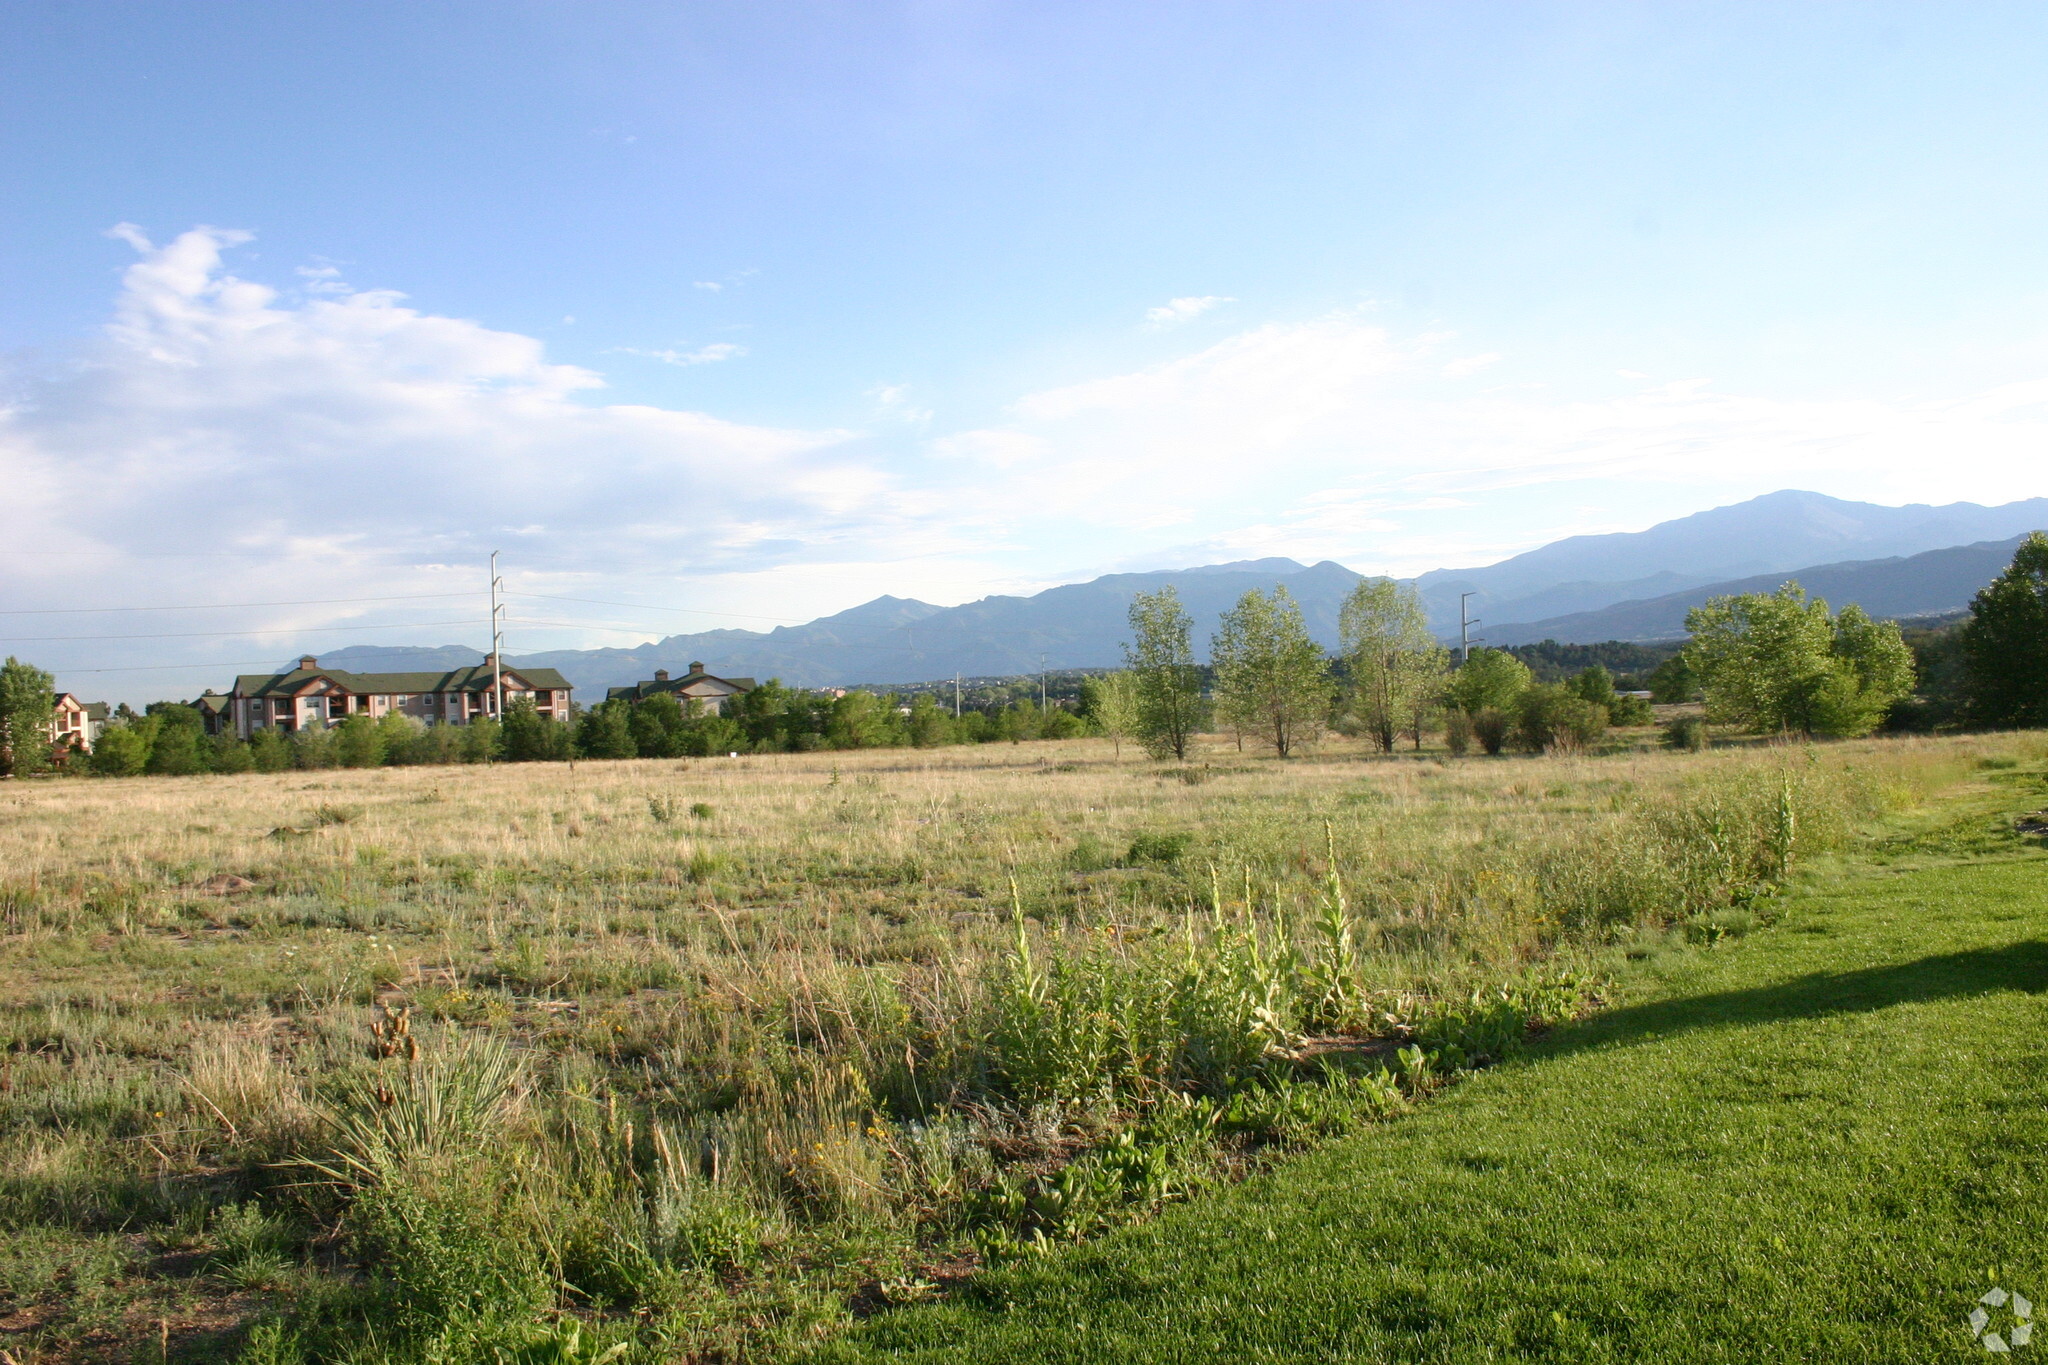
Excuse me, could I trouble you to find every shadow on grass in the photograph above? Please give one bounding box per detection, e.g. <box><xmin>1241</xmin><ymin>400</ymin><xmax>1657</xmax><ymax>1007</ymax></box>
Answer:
<box><xmin>1552</xmin><ymin>941</ymin><xmax>2048</xmax><ymax>1055</ymax></box>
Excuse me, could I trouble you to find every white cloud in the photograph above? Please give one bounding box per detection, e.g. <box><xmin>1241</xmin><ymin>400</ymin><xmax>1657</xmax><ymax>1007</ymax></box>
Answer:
<box><xmin>692</xmin><ymin>280</ymin><xmax>723</xmax><ymax>292</ymax></box>
<box><xmin>1144</xmin><ymin>295</ymin><xmax>1233</xmax><ymax>326</ymax></box>
<box><xmin>617</xmin><ymin>342</ymin><xmax>747</xmax><ymax>366</ymax></box>
<box><xmin>0</xmin><ymin>228</ymin><xmax>914</xmax><ymax>689</ymax></box>
<box><xmin>869</xmin><ymin>383</ymin><xmax>934</xmax><ymax>424</ymax></box>
<box><xmin>295</xmin><ymin>264</ymin><xmax>351</xmax><ymax>296</ymax></box>
<box><xmin>926</xmin><ymin>308</ymin><xmax>2048</xmax><ymax>577</ymax></box>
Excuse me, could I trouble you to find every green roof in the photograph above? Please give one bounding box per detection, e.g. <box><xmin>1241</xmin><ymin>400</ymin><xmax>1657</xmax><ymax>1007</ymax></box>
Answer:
<box><xmin>232</xmin><ymin>664</ymin><xmax>574</xmax><ymax>698</ymax></box>
<box><xmin>606</xmin><ymin>667</ymin><xmax>757</xmax><ymax>703</ymax></box>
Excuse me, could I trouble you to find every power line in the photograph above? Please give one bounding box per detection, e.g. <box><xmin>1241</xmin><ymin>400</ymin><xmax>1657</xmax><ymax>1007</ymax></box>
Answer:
<box><xmin>0</xmin><ymin>591</ymin><xmax>476</xmax><ymax>617</ymax></box>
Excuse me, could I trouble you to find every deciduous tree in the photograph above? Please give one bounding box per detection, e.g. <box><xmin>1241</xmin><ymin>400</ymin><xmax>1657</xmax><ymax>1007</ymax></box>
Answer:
<box><xmin>143</xmin><ymin>703</ymin><xmax>208</xmax><ymax>776</ymax></box>
<box><xmin>1445</xmin><ymin>648</ymin><xmax>1532</xmax><ymax>716</ymax></box>
<box><xmin>0</xmin><ymin>656</ymin><xmax>55</xmax><ymax>777</ymax></box>
<box><xmin>1124</xmin><ymin>588</ymin><xmax>1206</xmax><ymax>761</ymax></box>
<box><xmin>905</xmin><ymin>693</ymin><xmax>951</xmax><ymax>748</ymax></box>
<box><xmin>503</xmin><ymin>697</ymin><xmax>572</xmax><ymax>761</ymax></box>
<box><xmin>89</xmin><ymin>720</ymin><xmax>154</xmax><ymax>777</ymax></box>
<box><xmin>576</xmin><ymin>700</ymin><xmax>637</xmax><ymax>760</ymax></box>
<box><xmin>1081</xmin><ymin>670</ymin><xmax>1140</xmax><ymax>759</ymax></box>
<box><xmin>1211</xmin><ymin>585</ymin><xmax>1332</xmax><ymax>758</ymax></box>
<box><xmin>1338</xmin><ymin>579</ymin><xmax>1447</xmax><ymax>753</ymax></box>
<box><xmin>1683</xmin><ymin>583</ymin><xmax>1914</xmax><ymax>737</ymax></box>
<box><xmin>1960</xmin><ymin>531</ymin><xmax>2048</xmax><ymax>728</ymax></box>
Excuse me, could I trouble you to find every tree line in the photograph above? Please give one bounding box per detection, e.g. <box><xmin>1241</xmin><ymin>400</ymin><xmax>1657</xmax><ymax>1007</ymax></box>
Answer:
<box><xmin>1631</xmin><ymin>532</ymin><xmax>2048</xmax><ymax>737</ymax></box>
<box><xmin>3</xmin><ymin>531</ymin><xmax>2043</xmax><ymax>777</ymax></box>
<box><xmin>1106</xmin><ymin>578</ymin><xmax>1658</xmax><ymax>761</ymax></box>
<box><xmin>0</xmin><ymin>672</ymin><xmax>1100</xmax><ymax>777</ymax></box>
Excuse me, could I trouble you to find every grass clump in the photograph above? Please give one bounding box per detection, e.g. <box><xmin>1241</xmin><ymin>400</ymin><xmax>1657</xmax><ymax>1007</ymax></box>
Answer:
<box><xmin>1124</xmin><ymin>830</ymin><xmax>1194</xmax><ymax>865</ymax></box>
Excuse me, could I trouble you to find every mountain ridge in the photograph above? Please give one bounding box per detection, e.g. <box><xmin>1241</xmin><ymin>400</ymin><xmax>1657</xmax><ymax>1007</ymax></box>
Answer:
<box><xmin>1484</xmin><ymin>534</ymin><xmax>2034</xmax><ymax>646</ymax></box>
<box><xmin>1416</xmin><ymin>489</ymin><xmax>2048</xmax><ymax>626</ymax></box>
<box><xmin>298</xmin><ymin>491</ymin><xmax>2046</xmax><ymax>695</ymax></box>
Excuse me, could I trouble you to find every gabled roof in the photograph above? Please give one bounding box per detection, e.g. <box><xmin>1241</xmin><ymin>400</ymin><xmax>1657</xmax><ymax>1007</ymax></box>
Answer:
<box><xmin>606</xmin><ymin>666</ymin><xmax>757</xmax><ymax>703</ymax></box>
<box><xmin>231</xmin><ymin>664</ymin><xmax>574</xmax><ymax>698</ymax></box>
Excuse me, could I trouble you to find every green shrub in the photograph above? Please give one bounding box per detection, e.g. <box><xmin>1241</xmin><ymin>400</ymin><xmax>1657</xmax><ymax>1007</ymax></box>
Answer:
<box><xmin>1609</xmin><ymin>693</ymin><xmax>1655</xmax><ymax>726</ymax></box>
<box><xmin>398</xmin><ymin>723</ymin><xmax>465</xmax><ymax>766</ymax></box>
<box><xmin>1514</xmin><ymin>684</ymin><xmax>1608</xmax><ymax>753</ymax></box>
<box><xmin>142</xmin><ymin>705</ymin><xmax>209</xmax><ymax>775</ymax></box>
<box><xmin>1126</xmin><ymin>831</ymin><xmax>1194</xmax><ymax>865</ymax></box>
<box><xmin>249</xmin><ymin>728</ymin><xmax>294</xmax><ymax>772</ymax></box>
<box><xmin>1065</xmin><ymin>834</ymin><xmax>1117</xmax><ymax>872</ymax></box>
<box><xmin>459</xmin><ymin>717</ymin><xmax>502</xmax><ymax>764</ymax></box>
<box><xmin>1663</xmin><ymin>716</ymin><xmax>1710</xmax><ymax>752</ymax></box>
<box><xmin>503</xmin><ymin>698</ymin><xmax>573</xmax><ymax>762</ymax></box>
<box><xmin>348</xmin><ymin>1163</ymin><xmax>551</xmax><ymax>1344</ymax></box>
<box><xmin>333</xmin><ymin>714</ymin><xmax>386</xmax><ymax>768</ymax></box>
<box><xmin>89</xmin><ymin>722</ymin><xmax>152</xmax><ymax>776</ymax></box>
<box><xmin>1471</xmin><ymin>707</ymin><xmax>1510</xmax><ymax>756</ymax></box>
<box><xmin>291</xmin><ymin>724</ymin><xmax>335</xmax><ymax>769</ymax></box>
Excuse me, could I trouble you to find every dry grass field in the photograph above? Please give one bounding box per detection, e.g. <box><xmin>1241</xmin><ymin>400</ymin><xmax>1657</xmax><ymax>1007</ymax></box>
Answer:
<box><xmin>0</xmin><ymin>729</ymin><xmax>2026</xmax><ymax>1362</ymax></box>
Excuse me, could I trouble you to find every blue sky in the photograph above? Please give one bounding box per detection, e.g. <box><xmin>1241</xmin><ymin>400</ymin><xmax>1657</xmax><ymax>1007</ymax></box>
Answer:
<box><xmin>5</xmin><ymin>2</ymin><xmax>2048</xmax><ymax>696</ymax></box>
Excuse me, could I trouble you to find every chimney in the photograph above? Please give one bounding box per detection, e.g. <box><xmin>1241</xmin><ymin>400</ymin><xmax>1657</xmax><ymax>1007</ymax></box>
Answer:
<box><xmin>298</xmin><ymin>655</ymin><xmax>318</xmax><ymax>671</ymax></box>
<box><xmin>653</xmin><ymin>669</ymin><xmax>669</xmax><ymax>682</ymax></box>
<box><xmin>688</xmin><ymin>661</ymin><xmax>706</xmax><ymax>675</ymax></box>
<box><xmin>483</xmin><ymin>652</ymin><xmax>498</xmax><ymax>669</ymax></box>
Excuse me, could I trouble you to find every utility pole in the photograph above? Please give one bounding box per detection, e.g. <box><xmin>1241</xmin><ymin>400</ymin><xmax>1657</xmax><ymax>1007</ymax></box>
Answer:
<box><xmin>953</xmin><ymin>672</ymin><xmax>961</xmax><ymax>718</ymax></box>
<box><xmin>490</xmin><ymin>550</ymin><xmax>506</xmax><ymax>726</ymax></box>
<box><xmin>1458</xmin><ymin>592</ymin><xmax>1482</xmax><ymax>666</ymax></box>
<box><xmin>1039</xmin><ymin>655</ymin><xmax>1047</xmax><ymax>711</ymax></box>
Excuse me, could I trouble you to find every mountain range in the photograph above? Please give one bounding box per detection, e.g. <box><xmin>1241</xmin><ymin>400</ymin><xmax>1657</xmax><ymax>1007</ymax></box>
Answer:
<box><xmin>1412</xmin><ymin>488</ymin><xmax>2048</xmax><ymax>628</ymax></box>
<box><xmin>1482</xmin><ymin>535</ymin><xmax>2030</xmax><ymax>646</ymax></box>
<box><xmin>305</xmin><ymin>491</ymin><xmax>2046</xmax><ymax>694</ymax></box>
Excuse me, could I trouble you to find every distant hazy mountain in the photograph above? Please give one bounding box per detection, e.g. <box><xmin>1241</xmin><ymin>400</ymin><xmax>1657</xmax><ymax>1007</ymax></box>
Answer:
<box><xmin>297</xmin><ymin>490</ymin><xmax>2047</xmax><ymax>696</ymax></box>
<box><xmin>1486</xmin><ymin>535</ymin><xmax>2032</xmax><ymax>646</ymax></box>
<box><xmin>1416</xmin><ymin>489</ymin><xmax>2048</xmax><ymax>629</ymax></box>
<box><xmin>313</xmin><ymin>560</ymin><xmax>1367</xmax><ymax>694</ymax></box>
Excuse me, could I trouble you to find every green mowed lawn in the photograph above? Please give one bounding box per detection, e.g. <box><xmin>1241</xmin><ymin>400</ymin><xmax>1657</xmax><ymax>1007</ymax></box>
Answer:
<box><xmin>819</xmin><ymin>845</ymin><xmax>2048</xmax><ymax>1363</ymax></box>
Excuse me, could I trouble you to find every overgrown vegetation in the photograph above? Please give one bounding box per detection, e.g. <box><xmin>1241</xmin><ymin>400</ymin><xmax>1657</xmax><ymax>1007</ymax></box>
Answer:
<box><xmin>820</xmin><ymin>748</ymin><xmax>2048</xmax><ymax>1363</ymax></box>
<box><xmin>0</xmin><ymin>727</ymin><xmax>2006</xmax><ymax>1361</ymax></box>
